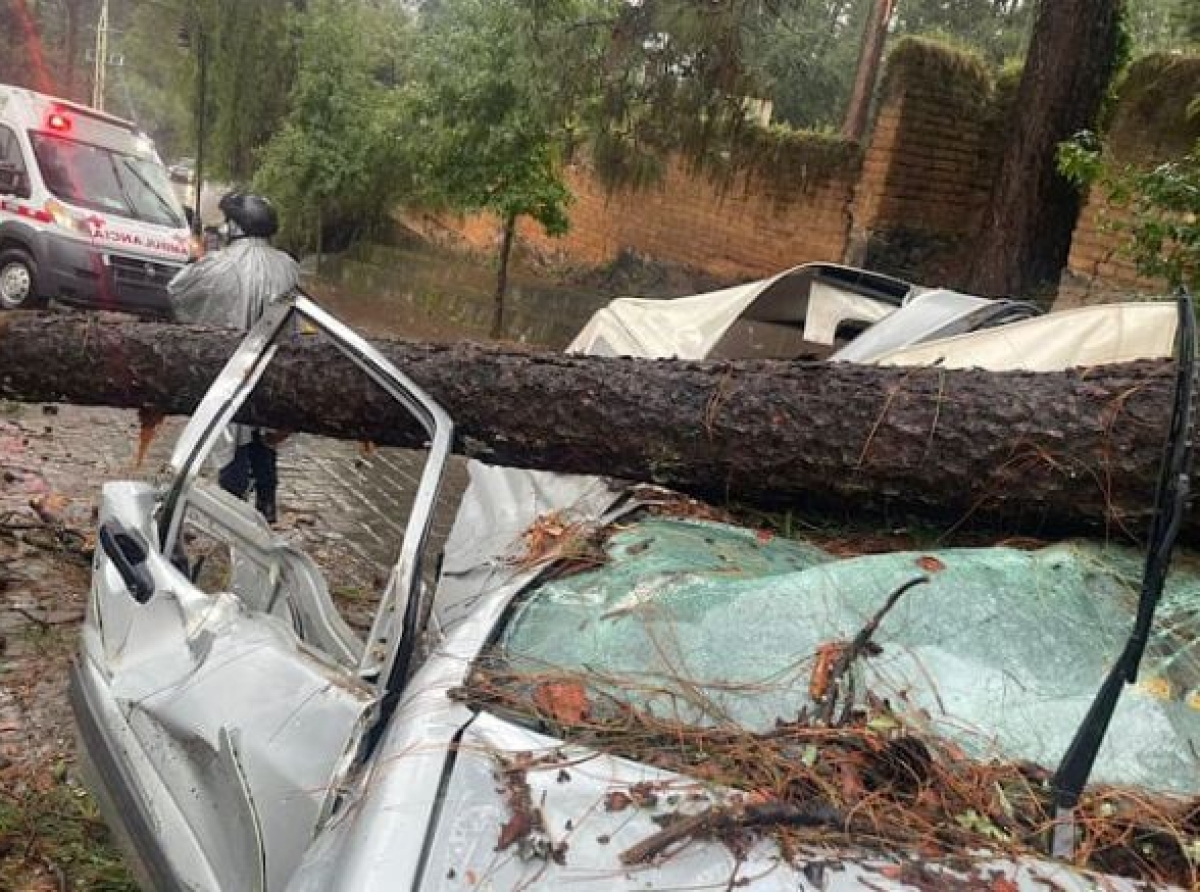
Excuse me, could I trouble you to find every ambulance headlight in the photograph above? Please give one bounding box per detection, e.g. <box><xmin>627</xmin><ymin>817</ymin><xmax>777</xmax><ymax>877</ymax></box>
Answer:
<box><xmin>44</xmin><ymin>199</ymin><xmax>92</xmax><ymax>235</ymax></box>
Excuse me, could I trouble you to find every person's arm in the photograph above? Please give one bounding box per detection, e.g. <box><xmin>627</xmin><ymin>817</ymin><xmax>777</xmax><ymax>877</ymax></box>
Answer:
<box><xmin>167</xmin><ymin>254</ymin><xmax>225</xmax><ymax>325</ymax></box>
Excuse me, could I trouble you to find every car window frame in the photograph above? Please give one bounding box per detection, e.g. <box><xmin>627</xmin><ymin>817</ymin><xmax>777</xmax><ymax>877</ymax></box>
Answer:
<box><xmin>0</xmin><ymin>123</ymin><xmax>31</xmax><ymax>198</ymax></box>
<box><xmin>159</xmin><ymin>291</ymin><xmax>454</xmax><ymax>697</ymax></box>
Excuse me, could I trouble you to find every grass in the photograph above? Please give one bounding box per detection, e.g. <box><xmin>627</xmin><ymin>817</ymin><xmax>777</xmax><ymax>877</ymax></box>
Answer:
<box><xmin>0</xmin><ymin>772</ymin><xmax>136</xmax><ymax>892</ymax></box>
<box><xmin>1109</xmin><ymin>53</ymin><xmax>1200</xmax><ymax>164</ymax></box>
<box><xmin>881</xmin><ymin>36</ymin><xmax>994</xmax><ymax>110</ymax></box>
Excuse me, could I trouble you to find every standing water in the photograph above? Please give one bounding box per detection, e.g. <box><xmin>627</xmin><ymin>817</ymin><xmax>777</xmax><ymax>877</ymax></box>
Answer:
<box><xmin>309</xmin><ymin>241</ymin><xmax>615</xmax><ymax>348</ymax></box>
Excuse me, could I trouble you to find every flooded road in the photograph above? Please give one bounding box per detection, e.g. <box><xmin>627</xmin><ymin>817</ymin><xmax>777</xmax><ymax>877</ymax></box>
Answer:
<box><xmin>307</xmin><ymin>241</ymin><xmax>617</xmax><ymax>348</ymax></box>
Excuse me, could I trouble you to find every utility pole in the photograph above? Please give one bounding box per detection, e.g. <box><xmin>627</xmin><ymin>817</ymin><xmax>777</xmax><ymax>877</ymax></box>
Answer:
<box><xmin>177</xmin><ymin>13</ymin><xmax>208</xmax><ymax>232</ymax></box>
<box><xmin>91</xmin><ymin>0</ymin><xmax>110</xmax><ymax>110</ymax></box>
<box><xmin>193</xmin><ymin>27</ymin><xmax>207</xmax><ymax>234</ymax></box>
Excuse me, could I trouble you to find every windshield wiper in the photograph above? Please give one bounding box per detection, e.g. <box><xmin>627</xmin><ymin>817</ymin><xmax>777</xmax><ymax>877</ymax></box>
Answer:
<box><xmin>116</xmin><ymin>156</ymin><xmax>182</xmax><ymax>227</ymax></box>
<box><xmin>1050</xmin><ymin>291</ymin><xmax>1197</xmax><ymax>859</ymax></box>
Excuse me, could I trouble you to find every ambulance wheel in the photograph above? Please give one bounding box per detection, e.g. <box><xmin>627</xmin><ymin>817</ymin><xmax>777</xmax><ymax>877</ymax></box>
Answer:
<box><xmin>0</xmin><ymin>249</ymin><xmax>42</xmax><ymax>310</ymax></box>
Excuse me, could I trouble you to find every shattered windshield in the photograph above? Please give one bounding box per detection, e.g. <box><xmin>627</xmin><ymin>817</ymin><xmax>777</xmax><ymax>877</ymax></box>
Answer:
<box><xmin>30</xmin><ymin>133</ymin><xmax>185</xmax><ymax>228</ymax></box>
<box><xmin>475</xmin><ymin>516</ymin><xmax>1200</xmax><ymax>796</ymax></box>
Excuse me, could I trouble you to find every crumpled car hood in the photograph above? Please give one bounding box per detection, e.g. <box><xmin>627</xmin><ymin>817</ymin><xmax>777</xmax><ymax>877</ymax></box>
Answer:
<box><xmin>414</xmin><ymin>711</ymin><xmax>1154</xmax><ymax>891</ymax></box>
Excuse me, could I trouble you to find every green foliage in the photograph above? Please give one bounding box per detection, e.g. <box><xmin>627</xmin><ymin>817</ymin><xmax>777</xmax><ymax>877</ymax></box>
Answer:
<box><xmin>193</xmin><ymin>0</ymin><xmax>298</xmax><ymax>181</ymax></box>
<box><xmin>881</xmin><ymin>36</ymin><xmax>994</xmax><ymax>109</ymax></box>
<box><xmin>747</xmin><ymin>0</ymin><xmax>1028</xmax><ymax>131</ymax></box>
<box><xmin>1056</xmin><ymin>131</ymin><xmax>1107</xmax><ymax>187</ymax></box>
<box><xmin>1118</xmin><ymin>152</ymin><xmax>1200</xmax><ymax>290</ymax></box>
<box><xmin>400</xmin><ymin>0</ymin><xmax>574</xmax><ymax>236</ymax></box>
<box><xmin>0</xmin><ymin>779</ymin><xmax>136</xmax><ymax>892</ymax></box>
<box><xmin>115</xmin><ymin>3</ymin><xmax>192</xmax><ymax>158</ymax></box>
<box><xmin>254</xmin><ymin>0</ymin><xmax>410</xmax><ymax>252</ymax></box>
<box><xmin>1127</xmin><ymin>0</ymin><xmax>1200</xmax><ymax>53</ymax></box>
<box><xmin>891</xmin><ymin>0</ymin><xmax>1032</xmax><ymax>65</ymax></box>
<box><xmin>0</xmin><ymin>0</ymin><xmax>97</xmax><ymax>101</ymax></box>
<box><xmin>744</xmin><ymin>2</ymin><xmax>865</xmax><ymax>130</ymax></box>
<box><xmin>1059</xmin><ymin>130</ymin><xmax>1200</xmax><ymax>291</ymax></box>
<box><xmin>106</xmin><ymin>0</ymin><xmax>298</xmax><ymax>175</ymax></box>
<box><xmin>699</xmin><ymin>124</ymin><xmax>861</xmax><ymax>200</ymax></box>
<box><xmin>1107</xmin><ymin>54</ymin><xmax>1200</xmax><ymax>162</ymax></box>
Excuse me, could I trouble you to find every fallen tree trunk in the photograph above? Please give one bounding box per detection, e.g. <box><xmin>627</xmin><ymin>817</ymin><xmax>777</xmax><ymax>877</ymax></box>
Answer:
<box><xmin>0</xmin><ymin>312</ymin><xmax>1183</xmax><ymax>542</ymax></box>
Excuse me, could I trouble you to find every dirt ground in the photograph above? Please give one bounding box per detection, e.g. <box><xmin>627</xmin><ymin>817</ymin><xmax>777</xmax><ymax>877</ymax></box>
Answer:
<box><xmin>1</xmin><ymin>404</ymin><xmax>138</xmax><ymax>891</ymax></box>
<box><xmin>0</xmin><ymin>388</ymin><xmax>470</xmax><ymax>891</ymax></box>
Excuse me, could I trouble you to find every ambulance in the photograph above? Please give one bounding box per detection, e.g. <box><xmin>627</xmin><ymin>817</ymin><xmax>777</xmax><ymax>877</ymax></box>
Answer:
<box><xmin>0</xmin><ymin>85</ymin><xmax>191</xmax><ymax>316</ymax></box>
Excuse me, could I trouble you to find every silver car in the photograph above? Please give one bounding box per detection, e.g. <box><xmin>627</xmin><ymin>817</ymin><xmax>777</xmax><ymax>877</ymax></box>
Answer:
<box><xmin>71</xmin><ymin>289</ymin><xmax>1195</xmax><ymax>891</ymax></box>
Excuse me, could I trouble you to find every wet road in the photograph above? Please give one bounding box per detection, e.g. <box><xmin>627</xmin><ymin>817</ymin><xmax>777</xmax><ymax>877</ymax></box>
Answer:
<box><xmin>1</xmin><ymin>404</ymin><xmax>468</xmax><ymax>613</ymax></box>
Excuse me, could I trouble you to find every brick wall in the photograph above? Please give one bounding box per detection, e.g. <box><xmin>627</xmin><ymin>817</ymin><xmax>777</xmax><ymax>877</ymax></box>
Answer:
<box><xmin>1058</xmin><ymin>201</ymin><xmax>1164</xmax><ymax>307</ymax></box>
<box><xmin>406</xmin><ymin>46</ymin><xmax>1198</xmax><ymax>301</ymax></box>
<box><xmin>405</xmin><ymin>38</ymin><xmax>1006</xmax><ymax>288</ymax></box>
<box><xmin>849</xmin><ymin>39</ymin><xmax>1002</xmax><ymax>288</ymax></box>
<box><xmin>409</xmin><ymin>154</ymin><xmax>860</xmax><ymax>282</ymax></box>
<box><xmin>1059</xmin><ymin>54</ymin><xmax>1200</xmax><ymax>307</ymax></box>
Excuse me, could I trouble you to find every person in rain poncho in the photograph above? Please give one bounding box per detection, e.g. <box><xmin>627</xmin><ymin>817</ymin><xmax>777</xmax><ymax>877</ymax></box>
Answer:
<box><xmin>168</xmin><ymin>191</ymin><xmax>299</xmax><ymax>523</ymax></box>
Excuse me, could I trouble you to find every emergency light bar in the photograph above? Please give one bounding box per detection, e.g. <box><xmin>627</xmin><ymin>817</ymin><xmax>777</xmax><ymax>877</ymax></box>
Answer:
<box><xmin>46</xmin><ymin>111</ymin><xmax>72</xmax><ymax>133</ymax></box>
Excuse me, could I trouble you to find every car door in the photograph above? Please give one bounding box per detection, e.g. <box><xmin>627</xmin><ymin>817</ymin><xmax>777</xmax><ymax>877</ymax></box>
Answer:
<box><xmin>72</xmin><ymin>293</ymin><xmax>453</xmax><ymax>892</ymax></box>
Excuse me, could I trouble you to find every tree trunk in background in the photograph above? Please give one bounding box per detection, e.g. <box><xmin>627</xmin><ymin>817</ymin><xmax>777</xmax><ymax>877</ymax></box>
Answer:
<box><xmin>841</xmin><ymin>0</ymin><xmax>896</xmax><ymax>142</ymax></box>
<box><xmin>968</xmin><ymin>0</ymin><xmax>1124</xmax><ymax>298</ymax></box>
<box><xmin>491</xmin><ymin>212</ymin><xmax>517</xmax><ymax>339</ymax></box>
<box><xmin>315</xmin><ymin>204</ymin><xmax>324</xmax><ymax>276</ymax></box>
<box><xmin>64</xmin><ymin>0</ymin><xmax>81</xmax><ymax>100</ymax></box>
<box><xmin>0</xmin><ymin>313</ymin><xmax>1187</xmax><ymax>543</ymax></box>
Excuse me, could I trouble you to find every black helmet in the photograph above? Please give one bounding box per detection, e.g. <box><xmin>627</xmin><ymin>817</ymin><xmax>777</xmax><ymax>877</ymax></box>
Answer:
<box><xmin>218</xmin><ymin>191</ymin><xmax>279</xmax><ymax>239</ymax></box>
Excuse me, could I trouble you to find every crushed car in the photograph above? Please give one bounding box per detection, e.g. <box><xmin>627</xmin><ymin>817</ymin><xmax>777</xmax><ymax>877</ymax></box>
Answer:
<box><xmin>567</xmin><ymin>261</ymin><xmax>1042</xmax><ymax>361</ymax></box>
<box><xmin>71</xmin><ymin>274</ymin><xmax>1200</xmax><ymax>891</ymax></box>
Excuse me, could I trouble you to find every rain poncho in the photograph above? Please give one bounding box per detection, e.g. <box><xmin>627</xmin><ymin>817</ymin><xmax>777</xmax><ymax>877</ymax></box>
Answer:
<box><xmin>168</xmin><ymin>238</ymin><xmax>301</xmax><ymax>468</ymax></box>
<box><xmin>168</xmin><ymin>237</ymin><xmax>300</xmax><ymax>330</ymax></box>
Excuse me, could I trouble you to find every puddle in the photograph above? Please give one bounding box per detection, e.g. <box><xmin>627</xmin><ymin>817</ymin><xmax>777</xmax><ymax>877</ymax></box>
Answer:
<box><xmin>308</xmin><ymin>242</ymin><xmax>615</xmax><ymax>348</ymax></box>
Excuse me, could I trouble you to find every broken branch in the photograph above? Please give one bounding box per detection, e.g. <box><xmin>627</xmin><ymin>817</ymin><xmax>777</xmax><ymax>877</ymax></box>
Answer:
<box><xmin>815</xmin><ymin>576</ymin><xmax>929</xmax><ymax>725</ymax></box>
<box><xmin>620</xmin><ymin>801</ymin><xmax>844</xmax><ymax>866</ymax></box>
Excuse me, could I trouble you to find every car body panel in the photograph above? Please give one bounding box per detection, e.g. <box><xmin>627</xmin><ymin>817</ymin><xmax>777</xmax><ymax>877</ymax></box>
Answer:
<box><xmin>418</xmin><ymin>711</ymin><xmax>1138</xmax><ymax>892</ymax></box>
<box><xmin>567</xmin><ymin>261</ymin><xmax>1042</xmax><ymax>363</ymax></box>
<box><xmin>872</xmin><ymin>300</ymin><xmax>1180</xmax><ymax>371</ymax></box>
<box><xmin>290</xmin><ymin>499</ymin><xmax>1192</xmax><ymax>890</ymax></box>
<box><xmin>74</xmin><ymin>292</ymin><xmax>453</xmax><ymax>891</ymax></box>
<box><xmin>567</xmin><ymin>262</ymin><xmax>911</xmax><ymax>360</ymax></box>
<box><xmin>74</xmin><ymin>278</ymin><xmax>1190</xmax><ymax>891</ymax></box>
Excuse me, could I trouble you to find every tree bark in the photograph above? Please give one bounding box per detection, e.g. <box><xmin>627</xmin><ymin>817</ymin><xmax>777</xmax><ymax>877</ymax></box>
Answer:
<box><xmin>492</xmin><ymin>212</ymin><xmax>517</xmax><ymax>339</ymax></box>
<box><xmin>968</xmin><ymin>0</ymin><xmax>1124</xmax><ymax>298</ymax></box>
<box><xmin>315</xmin><ymin>204</ymin><xmax>324</xmax><ymax>276</ymax></box>
<box><xmin>841</xmin><ymin>0</ymin><xmax>895</xmax><ymax>142</ymax></box>
<box><xmin>0</xmin><ymin>312</ymin><xmax>1186</xmax><ymax>542</ymax></box>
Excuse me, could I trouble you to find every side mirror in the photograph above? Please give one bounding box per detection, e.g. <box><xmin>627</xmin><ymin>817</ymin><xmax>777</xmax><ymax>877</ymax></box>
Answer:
<box><xmin>99</xmin><ymin>519</ymin><xmax>156</xmax><ymax>604</ymax></box>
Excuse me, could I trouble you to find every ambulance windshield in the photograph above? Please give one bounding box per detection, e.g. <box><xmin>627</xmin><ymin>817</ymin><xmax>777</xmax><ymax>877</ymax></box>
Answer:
<box><xmin>30</xmin><ymin>133</ymin><xmax>185</xmax><ymax>229</ymax></box>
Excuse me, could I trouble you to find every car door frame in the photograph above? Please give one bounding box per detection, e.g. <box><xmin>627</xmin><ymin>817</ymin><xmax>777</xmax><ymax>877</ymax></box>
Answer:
<box><xmin>158</xmin><ymin>291</ymin><xmax>454</xmax><ymax>694</ymax></box>
<box><xmin>74</xmin><ymin>291</ymin><xmax>454</xmax><ymax>890</ymax></box>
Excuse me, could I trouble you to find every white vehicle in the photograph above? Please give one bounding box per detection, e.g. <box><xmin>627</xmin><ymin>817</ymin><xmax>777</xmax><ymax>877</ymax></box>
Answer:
<box><xmin>71</xmin><ymin>282</ymin><xmax>1199</xmax><ymax>891</ymax></box>
<box><xmin>0</xmin><ymin>85</ymin><xmax>190</xmax><ymax>315</ymax></box>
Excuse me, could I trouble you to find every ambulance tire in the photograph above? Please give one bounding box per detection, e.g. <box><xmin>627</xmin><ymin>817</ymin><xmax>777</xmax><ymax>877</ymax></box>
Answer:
<box><xmin>0</xmin><ymin>248</ymin><xmax>43</xmax><ymax>310</ymax></box>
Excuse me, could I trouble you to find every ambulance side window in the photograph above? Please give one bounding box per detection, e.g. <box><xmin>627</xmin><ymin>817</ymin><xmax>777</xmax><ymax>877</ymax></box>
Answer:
<box><xmin>0</xmin><ymin>126</ymin><xmax>30</xmax><ymax>199</ymax></box>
